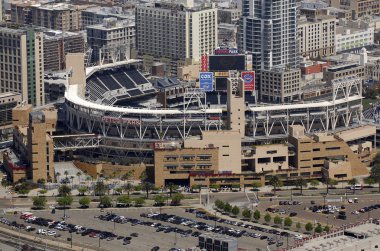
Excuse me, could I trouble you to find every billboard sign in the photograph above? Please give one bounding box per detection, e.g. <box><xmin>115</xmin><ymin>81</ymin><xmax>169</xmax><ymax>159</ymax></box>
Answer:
<box><xmin>214</xmin><ymin>72</ymin><xmax>229</xmax><ymax>77</ymax></box>
<box><xmin>214</xmin><ymin>48</ymin><xmax>239</xmax><ymax>55</ymax></box>
<box><xmin>241</xmin><ymin>71</ymin><xmax>255</xmax><ymax>91</ymax></box>
<box><xmin>199</xmin><ymin>72</ymin><xmax>214</xmax><ymax>92</ymax></box>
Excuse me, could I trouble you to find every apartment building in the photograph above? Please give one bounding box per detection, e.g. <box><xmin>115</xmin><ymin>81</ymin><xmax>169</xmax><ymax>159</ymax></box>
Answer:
<box><xmin>10</xmin><ymin>0</ymin><xmax>37</xmax><ymax>25</ymax></box>
<box><xmin>329</xmin><ymin>0</ymin><xmax>380</xmax><ymax>18</ymax></box>
<box><xmin>43</xmin><ymin>30</ymin><xmax>85</xmax><ymax>72</ymax></box>
<box><xmin>335</xmin><ymin>26</ymin><xmax>374</xmax><ymax>53</ymax></box>
<box><xmin>260</xmin><ymin>67</ymin><xmax>301</xmax><ymax>103</ymax></box>
<box><xmin>0</xmin><ymin>27</ymin><xmax>44</xmax><ymax>106</ymax></box>
<box><xmin>31</xmin><ymin>3</ymin><xmax>91</xmax><ymax>31</ymax></box>
<box><xmin>87</xmin><ymin>18</ymin><xmax>135</xmax><ymax>63</ymax></box>
<box><xmin>239</xmin><ymin>0</ymin><xmax>299</xmax><ymax>71</ymax></box>
<box><xmin>298</xmin><ymin>15</ymin><xmax>336</xmax><ymax>58</ymax></box>
<box><xmin>136</xmin><ymin>0</ymin><xmax>218</xmax><ymax>75</ymax></box>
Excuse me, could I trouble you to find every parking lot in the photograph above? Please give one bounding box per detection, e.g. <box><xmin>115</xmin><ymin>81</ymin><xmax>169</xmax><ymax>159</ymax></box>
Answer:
<box><xmin>256</xmin><ymin>196</ymin><xmax>380</xmax><ymax>228</ymax></box>
<box><xmin>0</xmin><ymin>207</ymin><xmax>296</xmax><ymax>251</ymax></box>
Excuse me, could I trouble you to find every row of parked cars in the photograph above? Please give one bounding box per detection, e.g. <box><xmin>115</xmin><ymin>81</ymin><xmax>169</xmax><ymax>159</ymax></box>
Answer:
<box><xmin>15</xmin><ymin>212</ymin><xmax>139</xmax><ymax>247</ymax></box>
<box><xmin>278</xmin><ymin>201</ymin><xmax>302</xmax><ymax>206</ymax></box>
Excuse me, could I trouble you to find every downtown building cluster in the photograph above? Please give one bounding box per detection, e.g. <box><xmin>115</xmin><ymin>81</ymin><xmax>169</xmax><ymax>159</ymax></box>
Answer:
<box><xmin>0</xmin><ymin>0</ymin><xmax>379</xmax><ymax>189</ymax></box>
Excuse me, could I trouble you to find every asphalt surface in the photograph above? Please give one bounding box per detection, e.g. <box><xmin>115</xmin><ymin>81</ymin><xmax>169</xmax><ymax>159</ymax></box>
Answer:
<box><xmin>0</xmin><ymin>207</ymin><xmax>295</xmax><ymax>251</ymax></box>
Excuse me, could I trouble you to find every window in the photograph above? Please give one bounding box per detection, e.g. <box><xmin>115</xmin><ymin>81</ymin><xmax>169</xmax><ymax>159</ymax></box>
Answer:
<box><xmin>266</xmin><ymin>150</ymin><xmax>277</xmax><ymax>154</ymax></box>
<box><xmin>313</xmin><ymin>148</ymin><xmax>320</xmax><ymax>152</ymax></box>
<box><xmin>326</xmin><ymin>147</ymin><xmax>340</xmax><ymax>151</ymax></box>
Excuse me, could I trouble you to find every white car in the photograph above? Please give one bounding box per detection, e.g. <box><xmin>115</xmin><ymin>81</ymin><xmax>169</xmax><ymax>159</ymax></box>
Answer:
<box><xmin>47</xmin><ymin>231</ymin><xmax>56</xmax><ymax>236</ymax></box>
<box><xmin>351</xmin><ymin>211</ymin><xmax>359</xmax><ymax>215</ymax></box>
<box><xmin>348</xmin><ymin>199</ymin><xmax>353</xmax><ymax>203</ymax></box>
<box><xmin>37</xmin><ymin>229</ymin><xmax>47</xmax><ymax>235</ymax></box>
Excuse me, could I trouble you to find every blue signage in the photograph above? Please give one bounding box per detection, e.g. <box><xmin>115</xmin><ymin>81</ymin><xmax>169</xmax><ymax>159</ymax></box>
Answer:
<box><xmin>199</xmin><ymin>72</ymin><xmax>214</xmax><ymax>92</ymax></box>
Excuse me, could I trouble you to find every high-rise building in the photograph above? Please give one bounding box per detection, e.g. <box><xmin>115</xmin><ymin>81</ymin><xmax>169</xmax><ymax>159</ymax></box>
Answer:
<box><xmin>87</xmin><ymin>17</ymin><xmax>135</xmax><ymax>64</ymax></box>
<box><xmin>239</xmin><ymin>0</ymin><xmax>299</xmax><ymax>71</ymax></box>
<box><xmin>10</xmin><ymin>0</ymin><xmax>37</xmax><ymax>25</ymax></box>
<box><xmin>329</xmin><ymin>0</ymin><xmax>380</xmax><ymax>19</ymax></box>
<box><xmin>0</xmin><ymin>27</ymin><xmax>44</xmax><ymax>106</ymax></box>
<box><xmin>135</xmin><ymin>0</ymin><xmax>218</xmax><ymax>75</ymax></box>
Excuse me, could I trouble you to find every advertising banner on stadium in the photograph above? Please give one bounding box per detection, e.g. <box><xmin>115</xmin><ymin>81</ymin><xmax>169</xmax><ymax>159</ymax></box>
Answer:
<box><xmin>201</xmin><ymin>54</ymin><xmax>208</xmax><ymax>71</ymax></box>
<box><xmin>241</xmin><ymin>71</ymin><xmax>255</xmax><ymax>91</ymax></box>
<box><xmin>246</xmin><ymin>54</ymin><xmax>253</xmax><ymax>71</ymax></box>
<box><xmin>199</xmin><ymin>72</ymin><xmax>214</xmax><ymax>92</ymax></box>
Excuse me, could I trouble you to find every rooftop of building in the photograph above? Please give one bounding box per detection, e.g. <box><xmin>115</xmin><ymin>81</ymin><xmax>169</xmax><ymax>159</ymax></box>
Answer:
<box><xmin>139</xmin><ymin>0</ymin><xmax>216</xmax><ymax>12</ymax></box>
<box><xmin>86</xmin><ymin>18</ymin><xmax>134</xmax><ymax>30</ymax></box>
<box><xmin>336</xmin><ymin>25</ymin><xmax>374</xmax><ymax>35</ymax></box>
<box><xmin>0</xmin><ymin>92</ymin><xmax>21</xmax><ymax>99</ymax></box>
<box><xmin>42</xmin><ymin>29</ymin><xmax>83</xmax><ymax>40</ymax></box>
<box><xmin>32</xmin><ymin>2</ymin><xmax>91</xmax><ymax>11</ymax></box>
<box><xmin>82</xmin><ymin>6</ymin><xmax>134</xmax><ymax>18</ymax></box>
<box><xmin>299</xmin><ymin>14</ymin><xmax>336</xmax><ymax>24</ymax></box>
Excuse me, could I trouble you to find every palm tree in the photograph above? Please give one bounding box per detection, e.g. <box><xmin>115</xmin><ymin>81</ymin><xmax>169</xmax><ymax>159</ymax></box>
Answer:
<box><xmin>76</xmin><ymin>172</ymin><xmax>82</xmax><ymax>184</ymax></box>
<box><xmin>64</xmin><ymin>171</ymin><xmax>69</xmax><ymax>181</ymax></box>
<box><xmin>167</xmin><ymin>183</ymin><xmax>178</xmax><ymax>197</ymax></box>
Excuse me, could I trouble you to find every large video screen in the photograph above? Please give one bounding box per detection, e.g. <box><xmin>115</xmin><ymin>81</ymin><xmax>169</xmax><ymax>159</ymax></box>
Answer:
<box><xmin>215</xmin><ymin>77</ymin><xmax>228</xmax><ymax>91</ymax></box>
<box><xmin>209</xmin><ymin>55</ymin><xmax>246</xmax><ymax>71</ymax></box>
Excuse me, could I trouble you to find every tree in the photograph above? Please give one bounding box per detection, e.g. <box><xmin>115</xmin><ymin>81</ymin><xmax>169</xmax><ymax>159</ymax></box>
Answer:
<box><xmin>58</xmin><ymin>185</ymin><xmax>71</xmax><ymax>197</ymax></box>
<box><xmin>269</xmin><ymin>176</ymin><xmax>283</xmax><ymax>195</ymax></box>
<box><xmin>370</xmin><ymin>164</ymin><xmax>380</xmax><ymax>192</ymax></box>
<box><xmin>231</xmin><ymin>184</ymin><xmax>240</xmax><ymax>191</ymax></box>
<box><xmin>252</xmin><ymin>181</ymin><xmax>262</xmax><ymax>191</ymax></box>
<box><xmin>56</xmin><ymin>196</ymin><xmax>73</xmax><ymax>208</ymax></box>
<box><xmin>77</xmin><ymin>186</ymin><xmax>88</xmax><ymax>196</ymax></box>
<box><xmin>215</xmin><ymin>199</ymin><xmax>225</xmax><ymax>211</ymax></box>
<box><xmin>38</xmin><ymin>189</ymin><xmax>47</xmax><ymax>196</ymax></box>
<box><xmin>117</xmin><ymin>195</ymin><xmax>132</xmax><ymax>205</ymax></box>
<box><xmin>37</xmin><ymin>178</ymin><xmax>46</xmax><ymax>187</ymax></box>
<box><xmin>56</xmin><ymin>172</ymin><xmax>61</xmax><ymax>182</ymax></box>
<box><xmin>114</xmin><ymin>187</ymin><xmax>123</xmax><ymax>195</ymax></box>
<box><xmin>264</xmin><ymin>213</ymin><xmax>271</xmax><ymax>224</ymax></box>
<box><xmin>134</xmin><ymin>197</ymin><xmax>145</xmax><ymax>207</ymax></box>
<box><xmin>121</xmin><ymin>171</ymin><xmax>133</xmax><ymax>185</ymax></box>
<box><xmin>231</xmin><ymin>206</ymin><xmax>240</xmax><ymax>217</ymax></box>
<box><xmin>348</xmin><ymin>178</ymin><xmax>358</xmax><ymax>194</ymax></box>
<box><xmin>209</xmin><ymin>184</ymin><xmax>220</xmax><ymax>191</ymax></box>
<box><xmin>153</xmin><ymin>195</ymin><xmax>165</xmax><ymax>206</ymax></box>
<box><xmin>364</xmin><ymin>177</ymin><xmax>376</xmax><ymax>187</ymax></box>
<box><xmin>191</xmin><ymin>184</ymin><xmax>201</xmax><ymax>193</ymax></box>
<box><xmin>224</xmin><ymin>203</ymin><xmax>232</xmax><ymax>214</ymax></box>
<box><xmin>99</xmin><ymin>195</ymin><xmax>112</xmax><ymax>207</ymax></box>
<box><xmin>294</xmin><ymin>177</ymin><xmax>308</xmax><ymax>195</ymax></box>
<box><xmin>140</xmin><ymin>171</ymin><xmax>148</xmax><ymax>182</ymax></box>
<box><xmin>242</xmin><ymin>208</ymin><xmax>252</xmax><ymax>220</ymax></box>
<box><xmin>284</xmin><ymin>217</ymin><xmax>293</xmax><ymax>228</ymax></box>
<box><xmin>79</xmin><ymin>197</ymin><xmax>91</xmax><ymax>208</ymax></box>
<box><xmin>32</xmin><ymin>196</ymin><xmax>47</xmax><ymax>209</ymax></box>
<box><xmin>64</xmin><ymin>170</ymin><xmax>69</xmax><ymax>179</ymax></box>
<box><xmin>167</xmin><ymin>183</ymin><xmax>179</xmax><ymax>197</ymax></box>
<box><xmin>324</xmin><ymin>177</ymin><xmax>337</xmax><ymax>194</ymax></box>
<box><xmin>123</xmin><ymin>183</ymin><xmax>134</xmax><ymax>196</ymax></box>
<box><xmin>296</xmin><ymin>222</ymin><xmax>301</xmax><ymax>231</ymax></box>
<box><xmin>315</xmin><ymin>224</ymin><xmax>323</xmax><ymax>233</ymax></box>
<box><xmin>253</xmin><ymin>210</ymin><xmax>261</xmax><ymax>222</ymax></box>
<box><xmin>171</xmin><ymin>193</ymin><xmax>185</xmax><ymax>205</ymax></box>
<box><xmin>142</xmin><ymin>182</ymin><xmax>154</xmax><ymax>198</ymax></box>
<box><xmin>309</xmin><ymin>180</ymin><xmax>320</xmax><ymax>189</ymax></box>
<box><xmin>273</xmin><ymin>216</ymin><xmax>282</xmax><ymax>226</ymax></box>
<box><xmin>94</xmin><ymin>182</ymin><xmax>107</xmax><ymax>196</ymax></box>
<box><xmin>305</xmin><ymin>222</ymin><xmax>313</xmax><ymax>232</ymax></box>
<box><xmin>323</xmin><ymin>225</ymin><xmax>330</xmax><ymax>232</ymax></box>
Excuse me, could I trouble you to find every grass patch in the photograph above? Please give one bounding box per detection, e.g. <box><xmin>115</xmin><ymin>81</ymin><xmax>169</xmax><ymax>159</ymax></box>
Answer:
<box><xmin>362</xmin><ymin>98</ymin><xmax>378</xmax><ymax>109</ymax></box>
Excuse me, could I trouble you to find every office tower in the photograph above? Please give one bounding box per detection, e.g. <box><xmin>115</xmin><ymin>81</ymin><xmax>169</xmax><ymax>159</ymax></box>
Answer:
<box><xmin>239</xmin><ymin>0</ymin><xmax>299</xmax><ymax>71</ymax></box>
<box><xmin>87</xmin><ymin>17</ymin><xmax>135</xmax><ymax>63</ymax></box>
<box><xmin>136</xmin><ymin>0</ymin><xmax>218</xmax><ymax>75</ymax></box>
<box><xmin>329</xmin><ymin>0</ymin><xmax>380</xmax><ymax>19</ymax></box>
<box><xmin>10</xmin><ymin>0</ymin><xmax>36</xmax><ymax>25</ymax></box>
<box><xmin>0</xmin><ymin>27</ymin><xmax>44</xmax><ymax>106</ymax></box>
